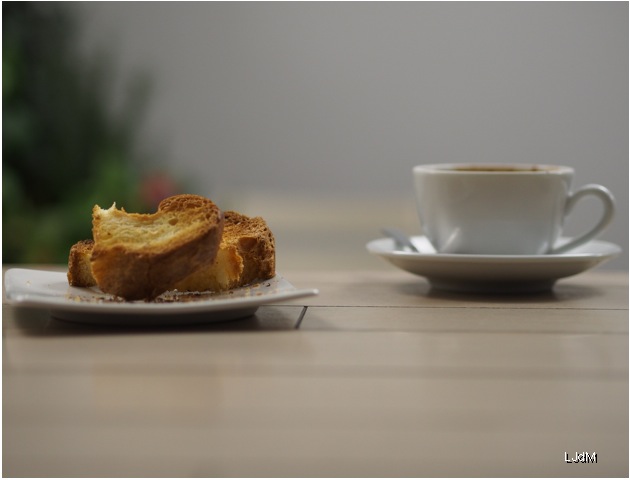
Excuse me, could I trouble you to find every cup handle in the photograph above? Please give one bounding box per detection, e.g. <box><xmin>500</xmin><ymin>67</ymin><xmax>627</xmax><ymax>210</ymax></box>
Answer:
<box><xmin>549</xmin><ymin>184</ymin><xmax>615</xmax><ymax>254</ymax></box>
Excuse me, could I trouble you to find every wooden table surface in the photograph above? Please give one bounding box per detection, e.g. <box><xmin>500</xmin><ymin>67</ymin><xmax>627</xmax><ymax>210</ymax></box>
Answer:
<box><xmin>3</xmin><ymin>266</ymin><xmax>628</xmax><ymax>477</ymax></box>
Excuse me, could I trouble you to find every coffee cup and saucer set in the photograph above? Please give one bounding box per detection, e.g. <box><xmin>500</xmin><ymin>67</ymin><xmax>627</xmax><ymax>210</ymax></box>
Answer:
<box><xmin>367</xmin><ymin>164</ymin><xmax>621</xmax><ymax>293</ymax></box>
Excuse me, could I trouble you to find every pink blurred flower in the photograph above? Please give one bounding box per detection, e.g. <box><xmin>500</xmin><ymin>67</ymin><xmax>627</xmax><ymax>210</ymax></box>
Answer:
<box><xmin>140</xmin><ymin>171</ymin><xmax>179</xmax><ymax>210</ymax></box>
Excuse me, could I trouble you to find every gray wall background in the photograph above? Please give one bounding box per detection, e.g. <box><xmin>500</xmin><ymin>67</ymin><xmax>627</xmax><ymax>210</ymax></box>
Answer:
<box><xmin>71</xmin><ymin>2</ymin><xmax>627</xmax><ymax>270</ymax></box>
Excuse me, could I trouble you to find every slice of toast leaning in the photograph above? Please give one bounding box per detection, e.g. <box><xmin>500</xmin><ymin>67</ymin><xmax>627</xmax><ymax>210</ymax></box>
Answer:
<box><xmin>173</xmin><ymin>210</ymin><xmax>275</xmax><ymax>293</ymax></box>
<box><xmin>68</xmin><ymin>205</ymin><xmax>276</xmax><ymax>298</ymax></box>
<box><xmin>88</xmin><ymin>194</ymin><xmax>224</xmax><ymax>300</ymax></box>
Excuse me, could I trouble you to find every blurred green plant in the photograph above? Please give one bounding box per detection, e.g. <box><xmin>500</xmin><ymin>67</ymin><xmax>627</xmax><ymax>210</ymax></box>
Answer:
<box><xmin>3</xmin><ymin>3</ymin><xmax>174</xmax><ymax>264</ymax></box>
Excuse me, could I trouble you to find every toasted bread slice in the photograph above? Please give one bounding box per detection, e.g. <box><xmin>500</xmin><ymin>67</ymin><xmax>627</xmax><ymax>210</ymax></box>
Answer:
<box><xmin>174</xmin><ymin>210</ymin><xmax>276</xmax><ymax>292</ymax></box>
<box><xmin>67</xmin><ymin>239</ymin><xmax>97</xmax><ymax>287</ymax></box>
<box><xmin>67</xmin><ymin>210</ymin><xmax>276</xmax><ymax>295</ymax></box>
<box><xmin>90</xmin><ymin>194</ymin><xmax>224</xmax><ymax>300</ymax></box>
<box><xmin>225</xmin><ymin>210</ymin><xmax>275</xmax><ymax>286</ymax></box>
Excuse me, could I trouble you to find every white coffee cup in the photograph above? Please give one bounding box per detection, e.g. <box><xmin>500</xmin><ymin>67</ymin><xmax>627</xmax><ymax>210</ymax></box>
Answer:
<box><xmin>413</xmin><ymin>164</ymin><xmax>615</xmax><ymax>255</ymax></box>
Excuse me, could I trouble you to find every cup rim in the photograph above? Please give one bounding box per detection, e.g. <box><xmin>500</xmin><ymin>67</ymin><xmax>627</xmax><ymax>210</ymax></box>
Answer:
<box><xmin>413</xmin><ymin>163</ymin><xmax>574</xmax><ymax>174</ymax></box>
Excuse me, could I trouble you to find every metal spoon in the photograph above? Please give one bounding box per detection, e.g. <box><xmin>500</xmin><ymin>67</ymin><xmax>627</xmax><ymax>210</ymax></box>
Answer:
<box><xmin>381</xmin><ymin>227</ymin><xmax>420</xmax><ymax>253</ymax></box>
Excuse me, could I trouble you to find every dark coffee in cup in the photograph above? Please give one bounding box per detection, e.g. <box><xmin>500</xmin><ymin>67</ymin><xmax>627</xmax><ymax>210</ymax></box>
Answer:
<box><xmin>451</xmin><ymin>165</ymin><xmax>553</xmax><ymax>172</ymax></box>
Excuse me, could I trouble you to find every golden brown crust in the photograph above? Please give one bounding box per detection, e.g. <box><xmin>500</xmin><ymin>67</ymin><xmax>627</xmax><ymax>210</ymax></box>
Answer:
<box><xmin>174</xmin><ymin>210</ymin><xmax>276</xmax><ymax>292</ymax></box>
<box><xmin>224</xmin><ymin>211</ymin><xmax>275</xmax><ymax>286</ymax></box>
<box><xmin>172</xmin><ymin>244</ymin><xmax>243</xmax><ymax>292</ymax></box>
<box><xmin>67</xmin><ymin>239</ymin><xmax>97</xmax><ymax>287</ymax></box>
<box><xmin>90</xmin><ymin>194</ymin><xmax>224</xmax><ymax>300</ymax></box>
<box><xmin>67</xmin><ymin>207</ymin><xmax>276</xmax><ymax>296</ymax></box>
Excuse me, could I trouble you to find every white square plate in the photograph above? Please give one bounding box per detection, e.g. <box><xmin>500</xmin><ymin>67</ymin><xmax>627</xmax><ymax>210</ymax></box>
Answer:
<box><xmin>4</xmin><ymin>268</ymin><xmax>318</xmax><ymax>326</ymax></box>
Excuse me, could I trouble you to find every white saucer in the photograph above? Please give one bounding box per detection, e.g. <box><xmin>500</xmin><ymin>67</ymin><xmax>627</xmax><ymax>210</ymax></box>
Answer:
<box><xmin>4</xmin><ymin>268</ymin><xmax>318</xmax><ymax>326</ymax></box>
<box><xmin>366</xmin><ymin>236</ymin><xmax>621</xmax><ymax>293</ymax></box>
